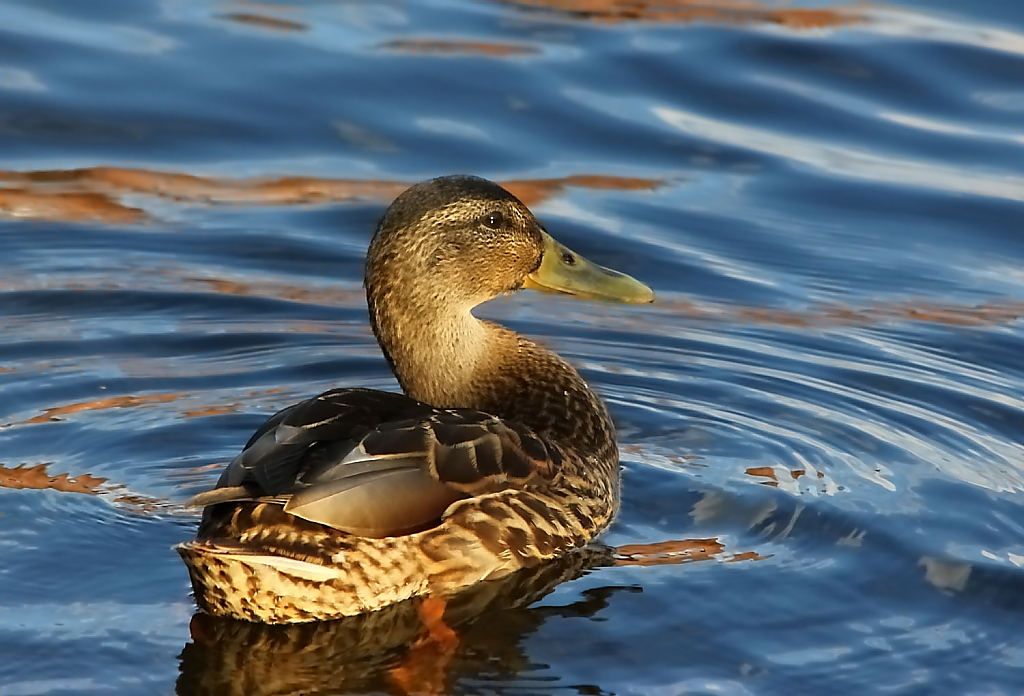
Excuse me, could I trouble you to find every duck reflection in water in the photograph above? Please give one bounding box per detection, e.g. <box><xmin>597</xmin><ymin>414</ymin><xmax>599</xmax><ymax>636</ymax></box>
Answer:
<box><xmin>177</xmin><ymin>546</ymin><xmax>631</xmax><ymax>696</ymax></box>
<box><xmin>177</xmin><ymin>536</ymin><xmax>731</xmax><ymax>696</ymax></box>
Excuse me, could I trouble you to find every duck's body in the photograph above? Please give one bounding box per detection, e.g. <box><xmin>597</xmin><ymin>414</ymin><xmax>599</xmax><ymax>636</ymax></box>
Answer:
<box><xmin>177</xmin><ymin>176</ymin><xmax>652</xmax><ymax>623</ymax></box>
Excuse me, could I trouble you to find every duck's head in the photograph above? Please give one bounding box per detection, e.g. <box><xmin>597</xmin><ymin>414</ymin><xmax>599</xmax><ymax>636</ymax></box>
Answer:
<box><xmin>365</xmin><ymin>175</ymin><xmax>654</xmax><ymax>312</ymax></box>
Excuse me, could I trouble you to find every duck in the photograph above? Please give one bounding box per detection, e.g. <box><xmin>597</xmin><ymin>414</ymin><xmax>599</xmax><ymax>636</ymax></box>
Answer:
<box><xmin>177</xmin><ymin>175</ymin><xmax>653</xmax><ymax>623</ymax></box>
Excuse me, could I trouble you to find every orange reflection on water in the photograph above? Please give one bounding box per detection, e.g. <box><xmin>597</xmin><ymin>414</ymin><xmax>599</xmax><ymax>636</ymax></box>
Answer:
<box><xmin>823</xmin><ymin>300</ymin><xmax>1024</xmax><ymax>327</ymax></box>
<box><xmin>746</xmin><ymin>465</ymin><xmax>819</xmax><ymax>484</ymax></box>
<box><xmin>498</xmin><ymin>0</ymin><xmax>862</xmax><ymax>28</ymax></box>
<box><xmin>0</xmin><ymin>167</ymin><xmax>407</xmax><ymax>223</ymax></box>
<box><xmin>381</xmin><ymin>38</ymin><xmax>539</xmax><ymax>57</ymax></box>
<box><xmin>0</xmin><ymin>462</ymin><xmax>106</xmax><ymax>495</ymax></box>
<box><xmin>0</xmin><ymin>187</ymin><xmax>144</xmax><ymax>224</ymax></box>
<box><xmin>615</xmin><ymin>537</ymin><xmax>768</xmax><ymax>566</ymax></box>
<box><xmin>745</xmin><ymin>466</ymin><xmax>779</xmax><ymax>485</ymax></box>
<box><xmin>0</xmin><ymin>462</ymin><xmax>175</xmax><ymax>513</ymax></box>
<box><xmin>659</xmin><ymin>297</ymin><xmax>1024</xmax><ymax>330</ymax></box>
<box><xmin>219</xmin><ymin>12</ymin><xmax>308</xmax><ymax>32</ymax></box>
<box><xmin>505</xmin><ymin>174</ymin><xmax>664</xmax><ymax>207</ymax></box>
<box><xmin>16</xmin><ymin>394</ymin><xmax>181</xmax><ymax>425</ymax></box>
<box><xmin>179</xmin><ymin>386</ymin><xmax>300</xmax><ymax>419</ymax></box>
<box><xmin>64</xmin><ymin>167</ymin><xmax>406</xmax><ymax>206</ymax></box>
<box><xmin>181</xmin><ymin>403</ymin><xmax>245</xmax><ymax>419</ymax></box>
<box><xmin>0</xmin><ymin>167</ymin><xmax>663</xmax><ymax>224</ymax></box>
<box><xmin>186</xmin><ymin>275</ymin><xmax>367</xmax><ymax>308</ymax></box>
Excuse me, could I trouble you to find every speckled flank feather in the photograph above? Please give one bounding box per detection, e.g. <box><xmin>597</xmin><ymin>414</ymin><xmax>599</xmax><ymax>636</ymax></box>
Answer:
<box><xmin>177</xmin><ymin>547</ymin><xmax>614</xmax><ymax>696</ymax></box>
<box><xmin>180</xmin><ymin>476</ymin><xmax>611</xmax><ymax>623</ymax></box>
<box><xmin>177</xmin><ymin>175</ymin><xmax>650</xmax><ymax>623</ymax></box>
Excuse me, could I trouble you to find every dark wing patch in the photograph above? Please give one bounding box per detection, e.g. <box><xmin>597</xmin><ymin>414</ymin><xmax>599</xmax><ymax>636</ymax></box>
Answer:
<box><xmin>357</xmin><ymin>411</ymin><xmax>563</xmax><ymax>493</ymax></box>
<box><xmin>194</xmin><ymin>388</ymin><xmax>564</xmax><ymax>540</ymax></box>
<box><xmin>212</xmin><ymin>388</ymin><xmax>435</xmax><ymax>497</ymax></box>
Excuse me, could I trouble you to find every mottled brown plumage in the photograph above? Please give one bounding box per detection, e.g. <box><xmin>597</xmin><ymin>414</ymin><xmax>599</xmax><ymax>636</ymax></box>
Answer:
<box><xmin>177</xmin><ymin>175</ymin><xmax>652</xmax><ymax>623</ymax></box>
<box><xmin>177</xmin><ymin>547</ymin><xmax>617</xmax><ymax>696</ymax></box>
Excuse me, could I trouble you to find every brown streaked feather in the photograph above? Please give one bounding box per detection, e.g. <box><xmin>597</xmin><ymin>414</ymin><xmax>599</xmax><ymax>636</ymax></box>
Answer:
<box><xmin>195</xmin><ymin>388</ymin><xmax>565</xmax><ymax>540</ymax></box>
<box><xmin>351</xmin><ymin>411</ymin><xmax>561</xmax><ymax>490</ymax></box>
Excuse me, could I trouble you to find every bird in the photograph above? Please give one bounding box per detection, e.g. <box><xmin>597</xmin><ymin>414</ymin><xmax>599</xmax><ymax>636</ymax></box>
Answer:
<box><xmin>176</xmin><ymin>175</ymin><xmax>653</xmax><ymax>623</ymax></box>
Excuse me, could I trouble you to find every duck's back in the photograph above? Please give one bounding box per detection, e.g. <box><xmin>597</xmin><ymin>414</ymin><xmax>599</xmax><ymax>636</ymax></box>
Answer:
<box><xmin>178</xmin><ymin>385</ymin><xmax>614</xmax><ymax>622</ymax></box>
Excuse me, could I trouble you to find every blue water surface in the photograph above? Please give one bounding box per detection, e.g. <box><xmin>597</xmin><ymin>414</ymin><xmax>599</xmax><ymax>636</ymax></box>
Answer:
<box><xmin>1</xmin><ymin>1</ymin><xmax>1023</xmax><ymax>694</ymax></box>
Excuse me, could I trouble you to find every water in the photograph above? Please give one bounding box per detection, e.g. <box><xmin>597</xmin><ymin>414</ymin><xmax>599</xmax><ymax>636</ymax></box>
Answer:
<box><xmin>2</xmin><ymin>1</ymin><xmax>1023</xmax><ymax>694</ymax></box>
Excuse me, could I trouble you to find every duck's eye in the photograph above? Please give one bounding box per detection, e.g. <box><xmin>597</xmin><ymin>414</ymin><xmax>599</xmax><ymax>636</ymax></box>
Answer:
<box><xmin>481</xmin><ymin>212</ymin><xmax>505</xmax><ymax>229</ymax></box>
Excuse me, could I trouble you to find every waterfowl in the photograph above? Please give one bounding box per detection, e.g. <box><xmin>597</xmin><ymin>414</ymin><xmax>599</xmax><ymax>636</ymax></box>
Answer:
<box><xmin>177</xmin><ymin>175</ymin><xmax>653</xmax><ymax>623</ymax></box>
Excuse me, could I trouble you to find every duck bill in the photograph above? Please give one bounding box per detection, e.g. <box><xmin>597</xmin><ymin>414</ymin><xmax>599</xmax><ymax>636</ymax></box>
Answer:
<box><xmin>523</xmin><ymin>232</ymin><xmax>654</xmax><ymax>304</ymax></box>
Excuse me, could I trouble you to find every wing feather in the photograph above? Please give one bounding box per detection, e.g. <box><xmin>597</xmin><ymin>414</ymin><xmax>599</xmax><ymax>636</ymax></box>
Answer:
<box><xmin>194</xmin><ymin>388</ymin><xmax>564</xmax><ymax>539</ymax></box>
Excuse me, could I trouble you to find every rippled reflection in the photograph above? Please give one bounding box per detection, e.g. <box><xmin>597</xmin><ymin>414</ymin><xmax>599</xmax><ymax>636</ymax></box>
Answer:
<box><xmin>219</xmin><ymin>11</ymin><xmax>308</xmax><ymax>33</ymax></box>
<box><xmin>177</xmin><ymin>548</ymin><xmax>621</xmax><ymax>696</ymax></box>
<box><xmin>0</xmin><ymin>462</ymin><xmax>105</xmax><ymax>495</ymax></box>
<box><xmin>494</xmin><ymin>0</ymin><xmax>862</xmax><ymax>28</ymax></box>
<box><xmin>381</xmin><ymin>38</ymin><xmax>540</xmax><ymax>58</ymax></box>
<box><xmin>0</xmin><ymin>167</ymin><xmax>663</xmax><ymax>223</ymax></box>
<box><xmin>175</xmin><ymin>535</ymin><xmax>762</xmax><ymax>695</ymax></box>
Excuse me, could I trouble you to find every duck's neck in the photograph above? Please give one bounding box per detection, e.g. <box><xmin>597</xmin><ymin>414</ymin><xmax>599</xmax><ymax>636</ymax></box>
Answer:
<box><xmin>366</xmin><ymin>286</ymin><xmax>614</xmax><ymax>454</ymax></box>
<box><xmin>368</xmin><ymin>290</ymin><xmax>491</xmax><ymax>407</ymax></box>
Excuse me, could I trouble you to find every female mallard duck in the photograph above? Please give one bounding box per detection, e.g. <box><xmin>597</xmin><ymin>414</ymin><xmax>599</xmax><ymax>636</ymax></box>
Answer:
<box><xmin>177</xmin><ymin>175</ymin><xmax>653</xmax><ymax>623</ymax></box>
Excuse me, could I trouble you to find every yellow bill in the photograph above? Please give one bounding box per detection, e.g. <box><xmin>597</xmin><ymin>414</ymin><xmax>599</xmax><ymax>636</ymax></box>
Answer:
<box><xmin>523</xmin><ymin>231</ymin><xmax>654</xmax><ymax>304</ymax></box>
